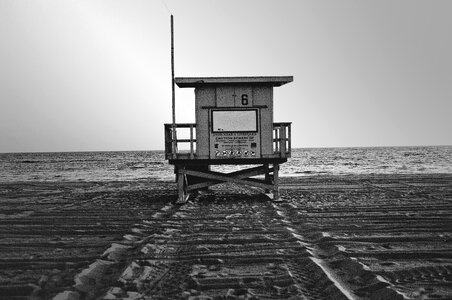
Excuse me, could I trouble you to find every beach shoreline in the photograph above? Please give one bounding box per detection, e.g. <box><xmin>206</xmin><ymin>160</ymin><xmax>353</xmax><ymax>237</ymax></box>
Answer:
<box><xmin>1</xmin><ymin>173</ymin><xmax>451</xmax><ymax>299</ymax></box>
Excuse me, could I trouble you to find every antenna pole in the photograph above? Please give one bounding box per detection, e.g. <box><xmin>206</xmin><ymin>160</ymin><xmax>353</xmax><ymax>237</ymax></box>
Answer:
<box><xmin>171</xmin><ymin>15</ymin><xmax>177</xmax><ymax>158</ymax></box>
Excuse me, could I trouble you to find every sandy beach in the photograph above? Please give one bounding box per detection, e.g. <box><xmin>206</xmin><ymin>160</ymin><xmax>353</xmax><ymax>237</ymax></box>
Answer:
<box><xmin>1</xmin><ymin>174</ymin><xmax>451</xmax><ymax>299</ymax></box>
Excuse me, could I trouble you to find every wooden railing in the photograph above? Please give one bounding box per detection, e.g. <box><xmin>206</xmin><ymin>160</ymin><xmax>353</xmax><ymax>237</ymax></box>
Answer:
<box><xmin>273</xmin><ymin>122</ymin><xmax>291</xmax><ymax>157</ymax></box>
<box><xmin>165</xmin><ymin>122</ymin><xmax>291</xmax><ymax>160</ymax></box>
<box><xmin>164</xmin><ymin>123</ymin><xmax>196</xmax><ymax>160</ymax></box>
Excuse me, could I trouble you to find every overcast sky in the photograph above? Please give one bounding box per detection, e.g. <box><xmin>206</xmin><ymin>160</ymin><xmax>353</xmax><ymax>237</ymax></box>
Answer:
<box><xmin>1</xmin><ymin>0</ymin><xmax>451</xmax><ymax>152</ymax></box>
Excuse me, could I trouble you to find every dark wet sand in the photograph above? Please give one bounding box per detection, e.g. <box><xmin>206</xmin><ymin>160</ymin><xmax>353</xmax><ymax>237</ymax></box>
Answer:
<box><xmin>0</xmin><ymin>174</ymin><xmax>451</xmax><ymax>299</ymax></box>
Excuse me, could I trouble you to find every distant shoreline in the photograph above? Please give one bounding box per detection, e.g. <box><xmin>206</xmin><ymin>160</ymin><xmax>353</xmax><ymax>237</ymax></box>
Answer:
<box><xmin>1</xmin><ymin>144</ymin><xmax>451</xmax><ymax>154</ymax></box>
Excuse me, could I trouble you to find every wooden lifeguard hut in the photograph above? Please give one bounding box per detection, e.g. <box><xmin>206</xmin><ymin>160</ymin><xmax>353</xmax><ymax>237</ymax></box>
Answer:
<box><xmin>164</xmin><ymin>76</ymin><xmax>293</xmax><ymax>202</ymax></box>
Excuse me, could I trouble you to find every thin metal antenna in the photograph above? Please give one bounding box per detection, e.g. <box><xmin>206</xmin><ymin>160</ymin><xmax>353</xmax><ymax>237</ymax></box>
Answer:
<box><xmin>171</xmin><ymin>15</ymin><xmax>177</xmax><ymax>158</ymax></box>
<box><xmin>160</xmin><ymin>0</ymin><xmax>172</xmax><ymax>14</ymax></box>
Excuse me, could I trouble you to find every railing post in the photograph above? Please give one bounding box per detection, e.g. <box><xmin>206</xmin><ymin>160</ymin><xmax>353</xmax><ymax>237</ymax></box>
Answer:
<box><xmin>280</xmin><ymin>125</ymin><xmax>286</xmax><ymax>157</ymax></box>
<box><xmin>165</xmin><ymin>124</ymin><xmax>176</xmax><ymax>159</ymax></box>
<box><xmin>172</xmin><ymin>126</ymin><xmax>177</xmax><ymax>159</ymax></box>
<box><xmin>287</xmin><ymin>124</ymin><xmax>291</xmax><ymax>155</ymax></box>
<box><xmin>272</xmin><ymin>128</ymin><xmax>275</xmax><ymax>153</ymax></box>
<box><xmin>189</xmin><ymin>124</ymin><xmax>194</xmax><ymax>160</ymax></box>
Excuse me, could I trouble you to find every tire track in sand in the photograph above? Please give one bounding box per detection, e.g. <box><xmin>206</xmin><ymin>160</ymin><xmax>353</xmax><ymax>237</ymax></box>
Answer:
<box><xmin>95</xmin><ymin>189</ymin><xmax>351</xmax><ymax>299</ymax></box>
<box><xmin>276</xmin><ymin>174</ymin><xmax>452</xmax><ymax>300</ymax></box>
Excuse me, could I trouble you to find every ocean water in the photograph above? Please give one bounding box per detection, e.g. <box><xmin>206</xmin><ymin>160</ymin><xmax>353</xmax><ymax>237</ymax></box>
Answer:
<box><xmin>0</xmin><ymin>146</ymin><xmax>451</xmax><ymax>183</ymax></box>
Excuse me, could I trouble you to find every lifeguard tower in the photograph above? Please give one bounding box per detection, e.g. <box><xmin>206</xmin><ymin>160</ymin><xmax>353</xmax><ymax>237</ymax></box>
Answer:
<box><xmin>164</xmin><ymin>76</ymin><xmax>293</xmax><ymax>202</ymax></box>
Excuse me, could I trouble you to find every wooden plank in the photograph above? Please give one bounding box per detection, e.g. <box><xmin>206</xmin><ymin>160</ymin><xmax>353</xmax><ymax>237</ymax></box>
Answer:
<box><xmin>196</xmin><ymin>165</ymin><xmax>271</xmax><ymax>180</ymax></box>
<box><xmin>176</xmin><ymin>139</ymin><xmax>197</xmax><ymax>143</ymax></box>
<box><xmin>164</xmin><ymin>123</ymin><xmax>196</xmax><ymax>127</ymax></box>
<box><xmin>187</xmin><ymin>165</ymin><xmax>273</xmax><ymax>191</ymax></box>
<box><xmin>187</xmin><ymin>177</ymin><xmax>273</xmax><ymax>191</ymax></box>
<box><xmin>168</xmin><ymin>158</ymin><xmax>287</xmax><ymax>165</ymax></box>
<box><xmin>187</xmin><ymin>180</ymin><xmax>220</xmax><ymax>191</ymax></box>
<box><xmin>185</xmin><ymin>169</ymin><xmax>273</xmax><ymax>191</ymax></box>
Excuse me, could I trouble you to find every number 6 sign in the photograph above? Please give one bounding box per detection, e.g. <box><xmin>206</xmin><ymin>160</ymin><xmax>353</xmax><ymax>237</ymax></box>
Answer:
<box><xmin>241</xmin><ymin>94</ymin><xmax>248</xmax><ymax>105</ymax></box>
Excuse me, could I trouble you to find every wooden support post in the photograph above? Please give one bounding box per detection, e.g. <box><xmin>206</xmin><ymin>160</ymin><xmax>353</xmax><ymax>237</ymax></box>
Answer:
<box><xmin>173</xmin><ymin>162</ymin><xmax>284</xmax><ymax>203</ymax></box>
<box><xmin>273</xmin><ymin>163</ymin><xmax>280</xmax><ymax>201</ymax></box>
<box><xmin>174</xmin><ymin>166</ymin><xmax>178</xmax><ymax>183</ymax></box>
<box><xmin>264</xmin><ymin>163</ymin><xmax>270</xmax><ymax>193</ymax></box>
<box><xmin>177</xmin><ymin>166</ymin><xmax>189</xmax><ymax>203</ymax></box>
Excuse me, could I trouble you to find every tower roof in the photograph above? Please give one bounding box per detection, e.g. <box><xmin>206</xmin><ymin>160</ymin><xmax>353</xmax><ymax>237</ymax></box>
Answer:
<box><xmin>175</xmin><ymin>76</ymin><xmax>293</xmax><ymax>88</ymax></box>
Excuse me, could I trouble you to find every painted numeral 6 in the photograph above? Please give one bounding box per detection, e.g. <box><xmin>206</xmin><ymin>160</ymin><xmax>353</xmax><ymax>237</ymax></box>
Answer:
<box><xmin>241</xmin><ymin>94</ymin><xmax>248</xmax><ymax>105</ymax></box>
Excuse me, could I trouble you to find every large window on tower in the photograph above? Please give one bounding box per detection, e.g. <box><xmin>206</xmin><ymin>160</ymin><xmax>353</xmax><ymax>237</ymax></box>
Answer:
<box><xmin>211</xmin><ymin>109</ymin><xmax>258</xmax><ymax>133</ymax></box>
